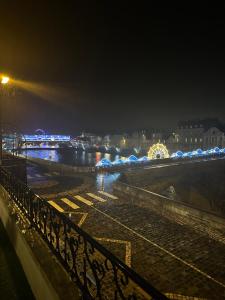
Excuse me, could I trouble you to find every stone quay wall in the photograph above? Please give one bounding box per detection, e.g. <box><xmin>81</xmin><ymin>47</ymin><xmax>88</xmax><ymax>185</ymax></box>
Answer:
<box><xmin>25</xmin><ymin>156</ymin><xmax>95</xmax><ymax>174</ymax></box>
<box><xmin>113</xmin><ymin>181</ymin><xmax>225</xmax><ymax>232</ymax></box>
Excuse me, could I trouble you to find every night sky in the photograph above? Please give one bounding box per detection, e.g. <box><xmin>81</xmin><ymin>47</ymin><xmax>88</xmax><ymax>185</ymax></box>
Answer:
<box><xmin>1</xmin><ymin>2</ymin><xmax>225</xmax><ymax>135</ymax></box>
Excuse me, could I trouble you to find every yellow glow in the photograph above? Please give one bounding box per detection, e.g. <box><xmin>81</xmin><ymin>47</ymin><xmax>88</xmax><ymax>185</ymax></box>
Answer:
<box><xmin>148</xmin><ymin>143</ymin><xmax>169</xmax><ymax>159</ymax></box>
<box><xmin>1</xmin><ymin>76</ymin><xmax>10</xmax><ymax>85</ymax></box>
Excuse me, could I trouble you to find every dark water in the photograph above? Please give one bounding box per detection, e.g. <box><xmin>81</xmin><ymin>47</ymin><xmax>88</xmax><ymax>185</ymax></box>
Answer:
<box><xmin>21</xmin><ymin>149</ymin><xmax>122</xmax><ymax>192</ymax></box>
<box><xmin>21</xmin><ymin>149</ymin><xmax>126</xmax><ymax>166</ymax></box>
<box><xmin>0</xmin><ymin>221</ymin><xmax>34</xmax><ymax>300</ymax></box>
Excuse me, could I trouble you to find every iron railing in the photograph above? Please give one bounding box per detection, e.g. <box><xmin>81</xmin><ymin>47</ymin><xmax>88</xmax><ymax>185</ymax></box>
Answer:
<box><xmin>0</xmin><ymin>167</ymin><xmax>168</xmax><ymax>300</ymax></box>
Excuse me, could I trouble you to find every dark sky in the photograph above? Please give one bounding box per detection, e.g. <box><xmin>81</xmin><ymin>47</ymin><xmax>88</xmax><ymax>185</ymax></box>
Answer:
<box><xmin>1</xmin><ymin>2</ymin><xmax>225</xmax><ymax>135</ymax></box>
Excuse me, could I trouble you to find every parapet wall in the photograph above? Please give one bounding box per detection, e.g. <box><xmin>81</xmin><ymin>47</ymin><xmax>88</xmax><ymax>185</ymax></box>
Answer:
<box><xmin>113</xmin><ymin>181</ymin><xmax>225</xmax><ymax>232</ymax></box>
<box><xmin>0</xmin><ymin>185</ymin><xmax>80</xmax><ymax>300</ymax></box>
<box><xmin>26</xmin><ymin>156</ymin><xmax>95</xmax><ymax>174</ymax></box>
<box><xmin>119</xmin><ymin>158</ymin><xmax>225</xmax><ymax>216</ymax></box>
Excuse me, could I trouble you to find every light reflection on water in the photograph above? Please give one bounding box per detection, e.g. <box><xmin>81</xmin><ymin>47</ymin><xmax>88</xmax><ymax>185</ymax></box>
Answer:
<box><xmin>21</xmin><ymin>149</ymin><xmax>123</xmax><ymax>191</ymax></box>
<box><xmin>21</xmin><ymin>149</ymin><xmax>124</xmax><ymax>166</ymax></box>
<box><xmin>96</xmin><ymin>172</ymin><xmax>121</xmax><ymax>192</ymax></box>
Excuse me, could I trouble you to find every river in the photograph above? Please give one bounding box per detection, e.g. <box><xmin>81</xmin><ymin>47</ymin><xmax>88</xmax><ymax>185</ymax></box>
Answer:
<box><xmin>21</xmin><ymin>149</ymin><xmax>123</xmax><ymax>192</ymax></box>
<box><xmin>21</xmin><ymin>149</ymin><xmax>126</xmax><ymax>166</ymax></box>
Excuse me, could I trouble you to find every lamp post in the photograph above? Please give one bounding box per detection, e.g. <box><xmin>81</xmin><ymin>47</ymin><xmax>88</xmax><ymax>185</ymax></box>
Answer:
<box><xmin>0</xmin><ymin>75</ymin><xmax>10</xmax><ymax>164</ymax></box>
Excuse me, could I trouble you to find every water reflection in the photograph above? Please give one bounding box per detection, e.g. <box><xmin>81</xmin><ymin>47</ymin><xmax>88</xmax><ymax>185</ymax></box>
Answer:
<box><xmin>21</xmin><ymin>149</ymin><xmax>126</xmax><ymax>167</ymax></box>
<box><xmin>96</xmin><ymin>172</ymin><xmax>121</xmax><ymax>192</ymax></box>
<box><xmin>21</xmin><ymin>149</ymin><xmax>123</xmax><ymax>191</ymax></box>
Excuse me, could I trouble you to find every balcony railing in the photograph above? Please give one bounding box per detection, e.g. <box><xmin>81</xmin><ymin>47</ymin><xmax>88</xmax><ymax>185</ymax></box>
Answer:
<box><xmin>0</xmin><ymin>167</ymin><xmax>168</xmax><ymax>300</ymax></box>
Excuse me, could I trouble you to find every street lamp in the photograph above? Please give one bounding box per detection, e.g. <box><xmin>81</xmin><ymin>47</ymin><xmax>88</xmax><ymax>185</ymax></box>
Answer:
<box><xmin>1</xmin><ymin>76</ymin><xmax>10</xmax><ymax>85</ymax></box>
<box><xmin>0</xmin><ymin>75</ymin><xmax>10</xmax><ymax>164</ymax></box>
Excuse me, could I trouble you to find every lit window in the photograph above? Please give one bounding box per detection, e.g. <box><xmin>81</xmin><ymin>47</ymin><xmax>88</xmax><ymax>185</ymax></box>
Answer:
<box><xmin>190</xmin><ymin>138</ymin><xmax>192</xmax><ymax>143</ymax></box>
<box><xmin>185</xmin><ymin>138</ymin><xmax>187</xmax><ymax>143</ymax></box>
<box><xmin>195</xmin><ymin>138</ymin><xmax>197</xmax><ymax>143</ymax></box>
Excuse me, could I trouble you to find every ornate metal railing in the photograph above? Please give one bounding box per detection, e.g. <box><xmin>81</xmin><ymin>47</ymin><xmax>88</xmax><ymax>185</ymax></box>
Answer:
<box><xmin>0</xmin><ymin>167</ymin><xmax>168</xmax><ymax>300</ymax></box>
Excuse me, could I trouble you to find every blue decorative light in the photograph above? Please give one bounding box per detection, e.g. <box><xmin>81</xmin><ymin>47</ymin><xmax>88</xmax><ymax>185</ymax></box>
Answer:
<box><xmin>191</xmin><ymin>150</ymin><xmax>198</xmax><ymax>156</ymax></box>
<box><xmin>196</xmin><ymin>149</ymin><xmax>203</xmax><ymax>155</ymax></box>
<box><xmin>176</xmin><ymin>151</ymin><xmax>183</xmax><ymax>157</ymax></box>
<box><xmin>96</xmin><ymin>145</ymin><xmax>225</xmax><ymax>168</ymax></box>
<box><xmin>96</xmin><ymin>158</ymin><xmax>112</xmax><ymax>167</ymax></box>
<box><xmin>138</xmin><ymin>156</ymin><xmax>149</xmax><ymax>162</ymax></box>
<box><xmin>127</xmin><ymin>155</ymin><xmax>138</xmax><ymax>162</ymax></box>
<box><xmin>171</xmin><ymin>146</ymin><xmax>225</xmax><ymax>160</ymax></box>
<box><xmin>112</xmin><ymin>159</ymin><xmax>124</xmax><ymax>165</ymax></box>
<box><xmin>23</xmin><ymin>135</ymin><xmax>70</xmax><ymax>142</ymax></box>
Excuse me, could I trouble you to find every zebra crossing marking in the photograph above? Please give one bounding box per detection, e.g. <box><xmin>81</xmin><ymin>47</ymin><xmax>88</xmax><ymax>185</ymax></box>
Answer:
<box><xmin>61</xmin><ymin>198</ymin><xmax>80</xmax><ymax>210</ymax></box>
<box><xmin>35</xmin><ymin>174</ymin><xmax>42</xmax><ymax>178</ymax></box>
<box><xmin>87</xmin><ymin>193</ymin><xmax>106</xmax><ymax>202</ymax></box>
<box><xmin>98</xmin><ymin>191</ymin><xmax>118</xmax><ymax>200</ymax></box>
<box><xmin>48</xmin><ymin>201</ymin><xmax>64</xmax><ymax>212</ymax></box>
<box><xmin>27</xmin><ymin>175</ymin><xmax>32</xmax><ymax>179</ymax></box>
<box><xmin>74</xmin><ymin>195</ymin><xmax>93</xmax><ymax>206</ymax></box>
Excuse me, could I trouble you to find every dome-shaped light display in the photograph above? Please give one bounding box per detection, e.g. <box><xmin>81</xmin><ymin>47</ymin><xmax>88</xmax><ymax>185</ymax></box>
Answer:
<box><xmin>191</xmin><ymin>150</ymin><xmax>198</xmax><ymax>156</ymax></box>
<box><xmin>96</xmin><ymin>158</ymin><xmax>112</xmax><ymax>167</ymax></box>
<box><xmin>209</xmin><ymin>149</ymin><xmax>215</xmax><ymax>154</ymax></box>
<box><xmin>176</xmin><ymin>151</ymin><xmax>183</xmax><ymax>157</ymax></box>
<box><xmin>127</xmin><ymin>155</ymin><xmax>138</xmax><ymax>162</ymax></box>
<box><xmin>138</xmin><ymin>156</ymin><xmax>149</xmax><ymax>162</ymax></box>
<box><xmin>196</xmin><ymin>149</ymin><xmax>203</xmax><ymax>155</ymax></box>
<box><xmin>112</xmin><ymin>159</ymin><xmax>124</xmax><ymax>165</ymax></box>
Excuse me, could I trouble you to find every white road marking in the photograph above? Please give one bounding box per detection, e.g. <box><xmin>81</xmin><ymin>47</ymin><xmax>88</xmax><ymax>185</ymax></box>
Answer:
<box><xmin>74</xmin><ymin>195</ymin><xmax>93</xmax><ymax>206</ymax></box>
<box><xmin>48</xmin><ymin>201</ymin><xmax>64</xmax><ymax>212</ymax></box>
<box><xmin>61</xmin><ymin>198</ymin><xmax>80</xmax><ymax>210</ymax></box>
<box><xmin>87</xmin><ymin>193</ymin><xmax>106</xmax><ymax>202</ymax></box>
<box><xmin>98</xmin><ymin>191</ymin><xmax>118</xmax><ymax>199</ymax></box>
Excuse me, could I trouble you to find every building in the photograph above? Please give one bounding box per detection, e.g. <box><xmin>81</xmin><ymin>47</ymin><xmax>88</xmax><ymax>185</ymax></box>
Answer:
<box><xmin>203</xmin><ymin>127</ymin><xmax>225</xmax><ymax>149</ymax></box>
<box><xmin>175</xmin><ymin>119</ymin><xmax>225</xmax><ymax>152</ymax></box>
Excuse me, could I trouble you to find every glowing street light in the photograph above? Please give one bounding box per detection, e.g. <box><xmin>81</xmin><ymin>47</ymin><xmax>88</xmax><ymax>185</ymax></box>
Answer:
<box><xmin>0</xmin><ymin>75</ymin><xmax>10</xmax><ymax>164</ymax></box>
<box><xmin>1</xmin><ymin>76</ymin><xmax>10</xmax><ymax>85</ymax></box>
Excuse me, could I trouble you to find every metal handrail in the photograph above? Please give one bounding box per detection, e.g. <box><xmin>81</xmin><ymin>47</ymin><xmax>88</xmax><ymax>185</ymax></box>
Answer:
<box><xmin>0</xmin><ymin>167</ymin><xmax>168</xmax><ymax>300</ymax></box>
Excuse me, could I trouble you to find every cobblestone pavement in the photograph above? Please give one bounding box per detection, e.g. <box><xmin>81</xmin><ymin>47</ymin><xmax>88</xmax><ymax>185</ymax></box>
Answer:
<box><xmin>27</xmin><ymin>163</ymin><xmax>225</xmax><ymax>299</ymax></box>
